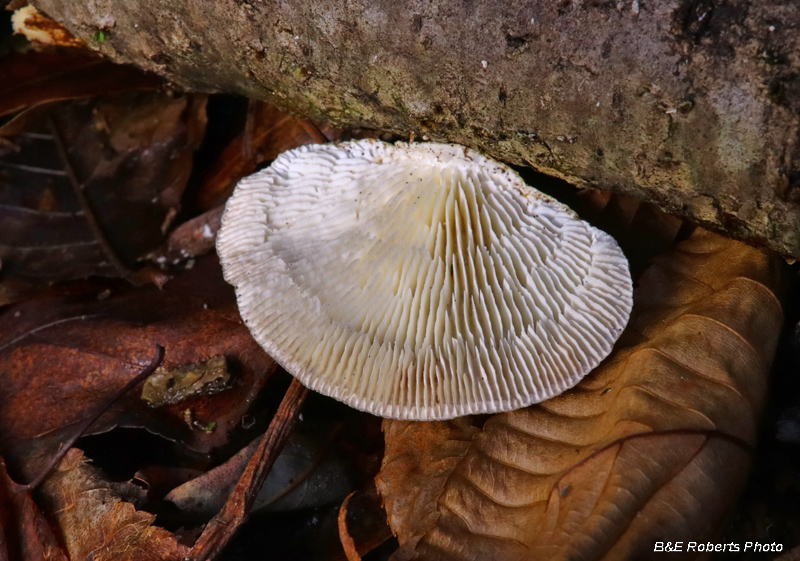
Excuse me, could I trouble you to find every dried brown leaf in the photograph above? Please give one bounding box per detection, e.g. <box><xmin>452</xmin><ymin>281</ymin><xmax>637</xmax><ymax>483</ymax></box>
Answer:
<box><xmin>152</xmin><ymin>206</ymin><xmax>224</xmax><ymax>267</ymax></box>
<box><xmin>377</xmin><ymin>230</ymin><xmax>784</xmax><ymax>561</ymax></box>
<box><xmin>38</xmin><ymin>449</ymin><xmax>189</xmax><ymax>561</ymax></box>
<box><xmin>339</xmin><ymin>485</ymin><xmax>395</xmax><ymax>560</ymax></box>
<box><xmin>0</xmin><ymin>458</ymin><xmax>68</xmax><ymax>561</ymax></box>
<box><xmin>0</xmin><ymin>92</ymin><xmax>206</xmax><ymax>288</ymax></box>
<box><xmin>196</xmin><ymin>102</ymin><xmax>339</xmax><ymax>210</ymax></box>
<box><xmin>0</xmin><ymin>50</ymin><xmax>161</xmax><ymax>118</ymax></box>
<box><xmin>572</xmin><ymin>190</ymin><xmax>691</xmax><ymax>279</ymax></box>
<box><xmin>165</xmin><ymin>434</ymin><xmax>260</xmax><ymax>522</ymax></box>
<box><xmin>0</xmin><ymin>255</ymin><xmax>277</xmax><ymax>482</ymax></box>
<box><xmin>339</xmin><ymin>492</ymin><xmax>362</xmax><ymax>561</ymax></box>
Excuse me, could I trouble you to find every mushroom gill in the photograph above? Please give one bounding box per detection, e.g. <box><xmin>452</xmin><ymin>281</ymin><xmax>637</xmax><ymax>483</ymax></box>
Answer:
<box><xmin>217</xmin><ymin>140</ymin><xmax>632</xmax><ymax>420</ymax></box>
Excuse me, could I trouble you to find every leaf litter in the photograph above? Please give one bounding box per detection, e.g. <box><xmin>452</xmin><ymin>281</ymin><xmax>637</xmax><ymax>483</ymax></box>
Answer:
<box><xmin>0</xmin><ymin>26</ymin><xmax>798</xmax><ymax>561</ymax></box>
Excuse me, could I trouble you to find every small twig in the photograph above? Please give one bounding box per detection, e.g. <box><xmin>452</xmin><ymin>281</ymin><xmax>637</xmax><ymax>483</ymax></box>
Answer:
<box><xmin>190</xmin><ymin>378</ymin><xmax>309</xmax><ymax>561</ymax></box>
<box><xmin>0</xmin><ymin>161</ymin><xmax>67</xmax><ymax>176</ymax></box>
<box><xmin>21</xmin><ymin>345</ymin><xmax>165</xmax><ymax>491</ymax></box>
<box><xmin>338</xmin><ymin>491</ymin><xmax>361</xmax><ymax>561</ymax></box>
<box><xmin>48</xmin><ymin>116</ymin><xmax>139</xmax><ymax>284</ymax></box>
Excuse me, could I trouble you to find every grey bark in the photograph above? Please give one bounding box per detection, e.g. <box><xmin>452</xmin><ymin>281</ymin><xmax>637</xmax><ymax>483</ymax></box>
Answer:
<box><xmin>33</xmin><ymin>0</ymin><xmax>800</xmax><ymax>257</ymax></box>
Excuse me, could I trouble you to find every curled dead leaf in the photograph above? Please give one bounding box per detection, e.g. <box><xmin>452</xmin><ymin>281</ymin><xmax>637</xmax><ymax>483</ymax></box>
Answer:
<box><xmin>38</xmin><ymin>449</ymin><xmax>189</xmax><ymax>561</ymax></box>
<box><xmin>0</xmin><ymin>256</ymin><xmax>277</xmax><ymax>482</ymax></box>
<box><xmin>339</xmin><ymin>491</ymin><xmax>361</xmax><ymax>561</ymax></box>
<box><xmin>377</xmin><ymin>230</ymin><xmax>784</xmax><ymax>560</ymax></box>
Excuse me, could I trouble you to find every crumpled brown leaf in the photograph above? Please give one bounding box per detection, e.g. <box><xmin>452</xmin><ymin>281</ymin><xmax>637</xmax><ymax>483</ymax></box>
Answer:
<box><xmin>377</xmin><ymin>230</ymin><xmax>784</xmax><ymax>561</ymax></box>
<box><xmin>0</xmin><ymin>90</ymin><xmax>206</xmax><ymax>310</ymax></box>
<box><xmin>0</xmin><ymin>92</ymin><xmax>207</xmax><ymax>288</ymax></box>
<box><xmin>0</xmin><ymin>255</ymin><xmax>277</xmax><ymax>482</ymax></box>
<box><xmin>37</xmin><ymin>448</ymin><xmax>189</xmax><ymax>561</ymax></box>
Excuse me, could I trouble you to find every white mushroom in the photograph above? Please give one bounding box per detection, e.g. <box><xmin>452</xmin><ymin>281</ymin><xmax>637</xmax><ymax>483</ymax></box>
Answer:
<box><xmin>217</xmin><ymin>140</ymin><xmax>632</xmax><ymax>420</ymax></box>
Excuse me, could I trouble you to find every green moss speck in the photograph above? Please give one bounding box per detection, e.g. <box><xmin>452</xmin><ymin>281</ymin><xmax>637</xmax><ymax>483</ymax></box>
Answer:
<box><xmin>198</xmin><ymin>421</ymin><xmax>216</xmax><ymax>432</ymax></box>
<box><xmin>391</xmin><ymin>94</ymin><xmax>410</xmax><ymax>114</ymax></box>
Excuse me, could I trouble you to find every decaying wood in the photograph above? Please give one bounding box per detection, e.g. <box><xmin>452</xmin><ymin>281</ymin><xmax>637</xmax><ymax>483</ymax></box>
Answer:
<box><xmin>30</xmin><ymin>0</ymin><xmax>800</xmax><ymax>257</ymax></box>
